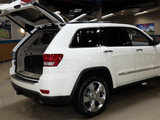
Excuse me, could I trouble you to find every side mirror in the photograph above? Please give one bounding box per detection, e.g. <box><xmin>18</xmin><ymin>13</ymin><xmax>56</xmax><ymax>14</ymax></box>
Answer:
<box><xmin>152</xmin><ymin>38</ymin><xmax>160</xmax><ymax>46</ymax></box>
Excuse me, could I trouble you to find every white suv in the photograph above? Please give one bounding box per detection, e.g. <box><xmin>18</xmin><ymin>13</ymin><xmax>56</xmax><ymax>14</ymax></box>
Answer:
<box><xmin>1</xmin><ymin>1</ymin><xmax>160</xmax><ymax>117</ymax></box>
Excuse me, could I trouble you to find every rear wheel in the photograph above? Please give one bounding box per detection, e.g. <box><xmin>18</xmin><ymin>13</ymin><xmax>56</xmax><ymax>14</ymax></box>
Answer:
<box><xmin>74</xmin><ymin>76</ymin><xmax>109</xmax><ymax>117</ymax></box>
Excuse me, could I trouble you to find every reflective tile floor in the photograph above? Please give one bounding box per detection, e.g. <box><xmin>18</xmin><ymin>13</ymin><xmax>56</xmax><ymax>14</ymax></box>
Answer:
<box><xmin>1</xmin><ymin>62</ymin><xmax>160</xmax><ymax>120</ymax></box>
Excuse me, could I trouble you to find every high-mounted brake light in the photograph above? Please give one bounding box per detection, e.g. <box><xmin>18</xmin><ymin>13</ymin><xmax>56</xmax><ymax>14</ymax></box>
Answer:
<box><xmin>21</xmin><ymin>0</ymin><xmax>32</xmax><ymax>3</ymax></box>
<box><xmin>43</xmin><ymin>54</ymin><xmax>63</xmax><ymax>67</ymax></box>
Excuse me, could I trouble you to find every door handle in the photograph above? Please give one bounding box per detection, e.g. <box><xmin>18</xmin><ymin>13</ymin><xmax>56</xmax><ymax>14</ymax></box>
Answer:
<box><xmin>104</xmin><ymin>50</ymin><xmax>114</xmax><ymax>53</ymax></box>
<box><xmin>136</xmin><ymin>49</ymin><xmax>143</xmax><ymax>52</ymax></box>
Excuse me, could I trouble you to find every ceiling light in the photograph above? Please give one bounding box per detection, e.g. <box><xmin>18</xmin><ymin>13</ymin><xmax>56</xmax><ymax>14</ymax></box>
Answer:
<box><xmin>20</xmin><ymin>28</ymin><xmax>25</xmax><ymax>34</ymax></box>
<box><xmin>21</xmin><ymin>0</ymin><xmax>32</xmax><ymax>3</ymax></box>
<box><xmin>134</xmin><ymin>11</ymin><xmax>148</xmax><ymax>16</ymax></box>
<box><xmin>101</xmin><ymin>13</ymin><xmax>115</xmax><ymax>19</ymax></box>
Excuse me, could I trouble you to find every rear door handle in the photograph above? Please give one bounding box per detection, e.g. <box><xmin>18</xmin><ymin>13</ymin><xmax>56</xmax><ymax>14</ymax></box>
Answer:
<box><xmin>104</xmin><ymin>50</ymin><xmax>114</xmax><ymax>53</ymax></box>
<box><xmin>136</xmin><ymin>49</ymin><xmax>143</xmax><ymax>52</ymax></box>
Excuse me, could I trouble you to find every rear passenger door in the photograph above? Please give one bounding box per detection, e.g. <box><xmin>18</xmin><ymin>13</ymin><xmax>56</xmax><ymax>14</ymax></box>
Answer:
<box><xmin>100</xmin><ymin>27</ymin><xmax>137</xmax><ymax>86</ymax></box>
<box><xmin>69</xmin><ymin>28</ymin><xmax>103</xmax><ymax>74</ymax></box>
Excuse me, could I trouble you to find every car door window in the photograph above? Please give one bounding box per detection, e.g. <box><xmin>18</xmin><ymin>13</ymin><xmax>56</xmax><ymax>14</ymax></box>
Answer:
<box><xmin>101</xmin><ymin>27</ymin><xmax>132</xmax><ymax>47</ymax></box>
<box><xmin>126</xmin><ymin>28</ymin><xmax>151</xmax><ymax>46</ymax></box>
<box><xmin>70</xmin><ymin>28</ymin><xmax>101</xmax><ymax>48</ymax></box>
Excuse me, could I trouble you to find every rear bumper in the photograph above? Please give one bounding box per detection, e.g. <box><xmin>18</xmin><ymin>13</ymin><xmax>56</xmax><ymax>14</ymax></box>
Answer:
<box><xmin>11</xmin><ymin>82</ymin><xmax>71</xmax><ymax>105</ymax></box>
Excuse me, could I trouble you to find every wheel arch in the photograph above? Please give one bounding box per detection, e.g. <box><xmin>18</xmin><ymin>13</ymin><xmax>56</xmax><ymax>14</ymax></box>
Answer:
<box><xmin>71</xmin><ymin>66</ymin><xmax>114</xmax><ymax>98</ymax></box>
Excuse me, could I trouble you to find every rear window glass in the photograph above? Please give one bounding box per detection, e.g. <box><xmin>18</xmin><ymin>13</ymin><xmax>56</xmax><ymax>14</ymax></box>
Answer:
<box><xmin>10</xmin><ymin>8</ymin><xmax>51</xmax><ymax>26</ymax></box>
<box><xmin>70</xmin><ymin>28</ymin><xmax>101</xmax><ymax>48</ymax></box>
<box><xmin>33</xmin><ymin>25</ymin><xmax>59</xmax><ymax>45</ymax></box>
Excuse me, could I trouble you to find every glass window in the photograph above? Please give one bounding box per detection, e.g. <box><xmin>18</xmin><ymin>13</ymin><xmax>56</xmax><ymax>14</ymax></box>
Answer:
<box><xmin>100</xmin><ymin>27</ymin><xmax>132</xmax><ymax>47</ymax></box>
<box><xmin>126</xmin><ymin>28</ymin><xmax>151</xmax><ymax>46</ymax></box>
<box><xmin>70</xmin><ymin>27</ymin><xmax>151</xmax><ymax>48</ymax></box>
<box><xmin>33</xmin><ymin>25</ymin><xmax>59</xmax><ymax>45</ymax></box>
<box><xmin>10</xmin><ymin>8</ymin><xmax>51</xmax><ymax>27</ymax></box>
<box><xmin>70</xmin><ymin>28</ymin><xmax>101</xmax><ymax>48</ymax></box>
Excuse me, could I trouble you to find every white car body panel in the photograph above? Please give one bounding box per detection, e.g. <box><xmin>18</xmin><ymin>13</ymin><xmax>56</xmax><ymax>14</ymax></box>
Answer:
<box><xmin>9</xmin><ymin>22</ymin><xmax>160</xmax><ymax>97</ymax></box>
<box><xmin>153</xmin><ymin>44</ymin><xmax>160</xmax><ymax>75</ymax></box>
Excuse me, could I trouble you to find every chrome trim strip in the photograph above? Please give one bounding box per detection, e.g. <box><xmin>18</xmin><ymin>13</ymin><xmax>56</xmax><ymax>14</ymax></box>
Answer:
<box><xmin>119</xmin><ymin>66</ymin><xmax>160</xmax><ymax>76</ymax></box>
<box><xmin>16</xmin><ymin>73</ymin><xmax>39</xmax><ymax>82</ymax></box>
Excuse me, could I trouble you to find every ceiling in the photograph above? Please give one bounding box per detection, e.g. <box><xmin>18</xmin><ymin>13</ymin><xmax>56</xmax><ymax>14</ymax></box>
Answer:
<box><xmin>39</xmin><ymin>0</ymin><xmax>160</xmax><ymax>10</ymax></box>
<box><xmin>0</xmin><ymin>0</ymin><xmax>10</xmax><ymax>3</ymax></box>
<box><xmin>38</xmin><ymin>0</ymin><xmax>160</xmax><ymax>17</ymax></box>
<box><xmin>0</xmin><ymin>0</ymin><xmax>159</xmax><ymax>9</ymax></box>
<box><xmin>0</xmin><ymin>0</ymin><xmax>160</xmax><ymax>20</ymax></box>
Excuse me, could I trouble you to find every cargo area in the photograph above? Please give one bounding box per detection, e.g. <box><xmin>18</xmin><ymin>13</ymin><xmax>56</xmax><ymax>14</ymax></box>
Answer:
<box><xmin>16</xmin><ymin>25</ymin><xmax>59</xmax><ymax>79</ymax></box>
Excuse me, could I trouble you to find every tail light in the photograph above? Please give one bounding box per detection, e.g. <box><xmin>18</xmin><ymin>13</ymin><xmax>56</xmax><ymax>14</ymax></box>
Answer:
<box><xmin>40</xmin><ymin>89</ymin><xmax>50</xmax><ymax>94</ymax></box>
<box><xmin>43</xmin><ymin>54</ymin><xmax>63</xmax><ymax>67</ymax></box>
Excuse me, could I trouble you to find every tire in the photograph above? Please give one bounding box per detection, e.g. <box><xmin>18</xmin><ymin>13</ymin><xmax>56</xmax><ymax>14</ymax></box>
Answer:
<box><xmin>73</xmin><ymin>76</ymin><xmax>110</xmax><ymax>117</ymax></box>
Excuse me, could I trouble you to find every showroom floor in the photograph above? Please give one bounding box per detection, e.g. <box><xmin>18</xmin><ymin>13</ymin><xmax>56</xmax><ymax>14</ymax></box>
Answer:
<box><xmin>1</xmin><ymin>62</ymin><xmax>160</xmax><ymax>120</ymax></box>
